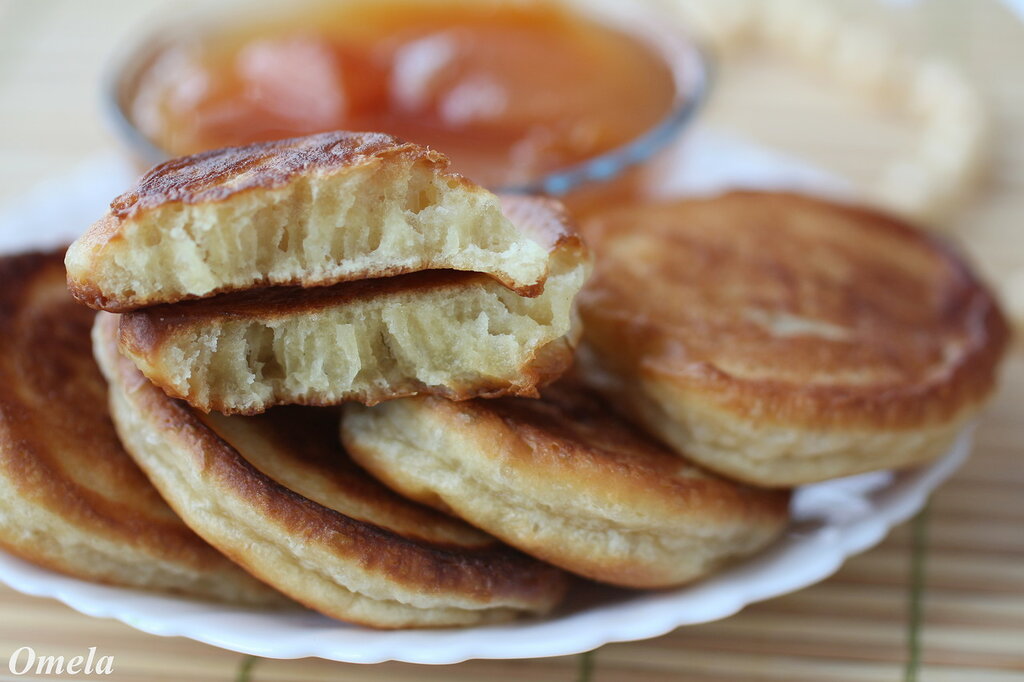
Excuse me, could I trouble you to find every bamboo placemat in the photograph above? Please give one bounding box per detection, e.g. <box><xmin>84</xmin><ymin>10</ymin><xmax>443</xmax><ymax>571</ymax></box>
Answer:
<box><xmin>1</xmin><ymin>1</ymin><xmax>1022</xmax><ymax>680</ymax></box>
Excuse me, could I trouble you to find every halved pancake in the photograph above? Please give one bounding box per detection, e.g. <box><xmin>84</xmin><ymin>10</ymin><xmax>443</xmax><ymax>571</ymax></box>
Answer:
<box><xmin>93</xmin><ymin>312</ymin><xmax>567</xmax><ymax>628</ymax></box>
<box><xmin>116</xmin><ymin>197</ymin><xmax>590</xmax><ymax>415</ymax></box>
<box><xmin>341</xmin><ymin>382</ymin><xmax>790</xmax><ymax>588</ymax></box>
<box><xmin>0</xmin><ymin>250</ymin><xmax>283</xmax><ymax>605</ymax></box>
<box><xmin>66</xmin><ymin>131</ymin><xmax>553</xmax><ymax>312</ymax></box>
<box><xmin>578</xmin><ymin>192</ymin><xmax>1009</xmax><ymax>487</ymax></box>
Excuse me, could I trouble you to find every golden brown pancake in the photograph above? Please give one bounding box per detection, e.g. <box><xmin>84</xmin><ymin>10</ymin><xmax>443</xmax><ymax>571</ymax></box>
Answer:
<box><xmin>115</xmin><ymin>197</ymin><xmax>589</xmax><ymax>415</ymax></box>
<box><xmin>577</xmin><ymin>192</ymin><xmax>1009</xmax><ymax>487</ymax></box>
<box><xmin>66</xmin><ymin>131</ymin><xmax>554</xmax><ymax>312</ymax></box>
<box><xmin>342</xmin><ymin>381</ymin><xmax>790</xmax><ymax>588</ymax></box>
<box><xmin>0</xmin><ymin>250</ymin><xmax>283</xmax><ymax>605</ymax></box>
<box><xmin>93</xmin><ymin>312</ymin><xmax>567</xmax><ymax>628</ymax></box>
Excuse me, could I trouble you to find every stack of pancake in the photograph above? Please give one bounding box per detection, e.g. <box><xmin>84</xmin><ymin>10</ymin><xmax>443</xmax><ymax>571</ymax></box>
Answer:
<box><xmin>0</xmin><ymin>131</ymin><xmax>1008</xmax><ymax>629</ymax></box>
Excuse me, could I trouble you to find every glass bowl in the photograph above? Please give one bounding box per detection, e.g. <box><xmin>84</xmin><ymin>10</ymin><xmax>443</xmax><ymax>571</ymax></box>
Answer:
<box><xmin>103</xmin><ymin>0</ymin><xmax>712</xmax><ymax>196</ymax></box>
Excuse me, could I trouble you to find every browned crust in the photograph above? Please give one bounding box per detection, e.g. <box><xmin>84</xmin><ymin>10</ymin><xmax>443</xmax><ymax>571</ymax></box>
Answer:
<box><xmin>579</xmin><ymin>191</ymin><xmax>1011</xmax><ymax>430</ymax></box>
<box><xmin>0</xmin><ymin>251</ymin><xmax>279</xmax><ymax>599</ymax></box>
<box><xmin>95</xmin><ymin>313</ymin><xmax>568</xmax><ymax>618</ymax></box>
<box><xmin>114</xmin><ymin>131</ymin><xmax>460</xmax><ymax>220</ymax></box>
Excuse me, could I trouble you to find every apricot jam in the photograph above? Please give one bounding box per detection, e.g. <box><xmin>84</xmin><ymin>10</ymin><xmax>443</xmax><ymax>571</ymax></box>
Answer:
<box><xmin>130</xmin><ymin>0</ymin><xmax>677</xmax><ymax>188</ymax></box>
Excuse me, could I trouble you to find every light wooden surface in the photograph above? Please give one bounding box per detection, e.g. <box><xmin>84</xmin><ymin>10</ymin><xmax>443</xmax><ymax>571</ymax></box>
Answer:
<box><xmin>1</xmin><ymin>1</ymin><xmax>1022</xmax><ymax>681</ymax></box>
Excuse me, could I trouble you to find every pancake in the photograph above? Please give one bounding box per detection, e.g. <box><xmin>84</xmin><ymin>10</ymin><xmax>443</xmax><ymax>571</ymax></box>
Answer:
<box><xmin>66</xmin><ymin>131</ymin><xmax>554</xmax><ymax>312</ymax></box>
<box><xmin>116</xmin><ymin>197</ymin><xmax>589</xmax><ymax>415</ymax></box>
<box><xmin>577</xmin><ymin>192</ymin><xmax>1009</xmax><ymax>487</ymax></box>
<box><xmin>0</xmin><ymin>250</ymin><xmax>283</xmax><ymax>605</ymax></box>
<box><xmin>93</xmin><ymin>312</ymin><xmax>568</xmax><ymax>628</ymax></box>
<box><xmin>341</xmin><ymin>382</ymin><xmax>790</xmax><ymax>588</ymax></box>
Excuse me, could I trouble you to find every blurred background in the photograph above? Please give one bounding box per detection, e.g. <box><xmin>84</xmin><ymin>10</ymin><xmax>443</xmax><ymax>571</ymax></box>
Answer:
<box><xmin>3</xmin><ymin>0</ymin><xmax>1024</xmax><ymax>306</ymax></box>
<box><xmin>0</xmin><ymin>0</ymin><xmax>1022</xmax><ymax>680</ymax></box>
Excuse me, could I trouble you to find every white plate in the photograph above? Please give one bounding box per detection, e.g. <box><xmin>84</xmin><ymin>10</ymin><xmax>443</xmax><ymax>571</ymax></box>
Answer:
<box><xmin>0</xmin><ymin>130</ymin><xmax>969</xmax><ymax>663</ymax></box>
<box><xmin>0</xmin><ymin>434</ymin><xmax>969</xmax><ymax>663</ymax></box>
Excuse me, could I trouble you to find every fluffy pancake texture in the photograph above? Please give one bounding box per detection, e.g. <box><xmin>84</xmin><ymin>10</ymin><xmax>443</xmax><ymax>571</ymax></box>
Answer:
<box><xmin>341</xmin><ymin>382</ymin><xmax>790</xmax><ymax>588</ymax></box>
<box><xmin>578</xmin><ymin>192</ymin><xmax>1009</xmax><ymax>487</ymax></box>
<box><xmin>0</xmin><ymin>250</ymin><xmax>283</xmax><ymax>605</ymax></box>
<box><xmin>116</xmin><ymin>197</ymin><xmax>589</xmax><ymax>415</ymax></box>
<box><xmin>66</xmin><ymin>131</ymin><xmax>553</xmax><ymax>311</ymax></box>
<box><xmin>93</xmin><ymin>312</ymin><xmax>567</xmax><ymax>628</ymax></box>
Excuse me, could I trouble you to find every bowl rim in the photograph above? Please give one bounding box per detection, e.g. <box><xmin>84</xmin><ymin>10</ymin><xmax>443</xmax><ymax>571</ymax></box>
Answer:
<box><xmin>102</xmin><ymin>0</ymin><xmax>713</xmax><ymax>195</ymax></box>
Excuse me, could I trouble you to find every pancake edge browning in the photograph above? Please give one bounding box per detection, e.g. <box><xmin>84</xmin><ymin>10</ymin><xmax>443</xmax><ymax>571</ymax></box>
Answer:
<box><xmin>342</xmin><ymin>386</ymin><xmax>791</xmax><ymax>589</ymax></box>
<box><xmin>578</xmin><ymin>192</ymin><xmax>1010</xmax><ymax>486</ymax></box>
<box><xmin>0</xmin><ymin>250</ymin><xmax>285</xmax><ymax>605</ymax></box>
<box><xmin>93</xmin><ymin>312</ymin><xmax>568</xmax><ymax>628</ymax></box>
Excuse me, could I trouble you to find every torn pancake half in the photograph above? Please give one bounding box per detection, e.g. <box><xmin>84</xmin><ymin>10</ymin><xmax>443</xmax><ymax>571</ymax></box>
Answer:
<box><xmin>342</xmin><ymin>382</ymin><xmax>790</xmax><ymax>588</ymax></box>
<box><xmin>0</xmin><ymin>250</ymin><xmax>283</xmax><ymax>605</ymax></box>
<box><xmin>66</xmin><ymin>131</ymin><xmax>556</xmax><ymax>311</ymax></box>
<box><xmin>93</xmin><ymin>312</ymin><xmax>568</xmax><ymax>628</ymax></box>
<box><xmin>116</xmin><ymin>196</ymin><xmax>590</xmax><ymax>415</ymax></box>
